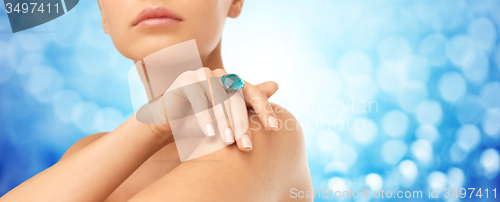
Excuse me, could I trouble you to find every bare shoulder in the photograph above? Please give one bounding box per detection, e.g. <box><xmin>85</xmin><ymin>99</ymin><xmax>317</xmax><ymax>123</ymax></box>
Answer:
<box><xmin>245</xmin><ymin>103</ymin><xmax>310</xmax><ymax>184</ymax></box>
<box><xmin>129</xmin><ymin>103</ymin><xmax>312</xmax><ymax>202</ymax></box>
<box><xmin>61</xmin><ymin>132</ymin><xmax>108</xmax><ymax>160</ymax></box>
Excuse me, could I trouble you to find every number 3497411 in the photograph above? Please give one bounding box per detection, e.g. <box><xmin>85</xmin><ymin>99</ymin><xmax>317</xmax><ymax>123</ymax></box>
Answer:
<box><xmin>5</xmin><ymin>3</ymin><xmax>59</xmax><ymax>14</ymax></box>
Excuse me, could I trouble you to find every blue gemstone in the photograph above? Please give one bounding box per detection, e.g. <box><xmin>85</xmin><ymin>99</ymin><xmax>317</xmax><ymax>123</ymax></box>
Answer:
<box><xmin>221</xmin><ymin>74</ymin><xmax>244</xmax><ymax>91</ymax></box>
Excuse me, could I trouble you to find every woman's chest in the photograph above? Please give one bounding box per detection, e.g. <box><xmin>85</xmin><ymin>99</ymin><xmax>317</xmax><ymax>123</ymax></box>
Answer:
<box><xmin>105</xmin><ymin>149</ymin><xmax>182</xmax><ymax>201</ymax></box>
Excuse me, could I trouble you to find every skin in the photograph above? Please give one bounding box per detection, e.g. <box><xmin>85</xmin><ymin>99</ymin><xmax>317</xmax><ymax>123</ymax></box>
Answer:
<box><xmin>0</xmin><ymin>0</ymin><xmax>313</xmax><ymax>201</ymax></box>
<box><xmin>99</xmin><ymin>0</ymin><xmax>232</xmax><ymax>66</ymax></box>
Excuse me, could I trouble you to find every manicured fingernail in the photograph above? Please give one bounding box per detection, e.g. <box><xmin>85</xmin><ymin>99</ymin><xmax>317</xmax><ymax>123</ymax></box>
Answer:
<box><xmin>268</xmin><ymin>116</ymin><xmax>278</xmax><ymax>130</ymax></box>
<box><xmin>206</xmin><ymin>124</ymin><xmax>215</xmax><ymax>137</ymax></box>
<box><xmin>225</xmin><ymin>128</ymin><xmax>234</xmax><ymax>144</ymax></box>
<box><xmin>241</xmin><ymin>135</ymin><xmax>252</xmax><ymax>150</ymax></box>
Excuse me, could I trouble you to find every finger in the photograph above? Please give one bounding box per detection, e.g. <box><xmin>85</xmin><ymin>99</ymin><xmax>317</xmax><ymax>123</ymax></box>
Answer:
<box><xmin>194</xmin><ymin>68</ymin><xmax>233</xmax><ymax>143</ymax></box>
<box><xmin>254</xmin><ymin>81</ymin><xmax>279</xmax><ymax>99</ymax></box>
<box><xmin>213</xmin><ymin>102</ymin><xmax>234</xmax><ymax>144</ymax></box>
<box><xmin>211</xmin><ymin>68</ymin><xmax>235</xmax><ymax>144</ymax></box>
<box><xmin>243</xmin><ymin>81</ymin><xmax>278</xmax><ymax>130</ymax></box>
<box><xmin>211</xmin><ymin>68</ymin><xmax>228</xmax><ymax>76</ymax></box>
<box><xmin>182</xmin><ymin>76</ymin><xmax>215</xmax><ymax>137</ymax></box>
<box><xmin>229</xmin><ymin>90</ymin><xmax>252</xmax><ymax>152</ymax></box>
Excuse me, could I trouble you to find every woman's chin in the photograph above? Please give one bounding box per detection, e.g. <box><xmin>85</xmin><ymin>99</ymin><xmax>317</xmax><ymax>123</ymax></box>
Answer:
<box><xmin>121</xmin><ymin>38</ymin><xmax>189</xmax><ymax>61</ymax></box>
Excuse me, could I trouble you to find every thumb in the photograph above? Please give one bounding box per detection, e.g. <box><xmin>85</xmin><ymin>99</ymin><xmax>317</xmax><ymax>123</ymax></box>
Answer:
<box><xmin>255</xmin><ymin>81</ymin><xmax>278</xmax><ymax>98</ymax></box>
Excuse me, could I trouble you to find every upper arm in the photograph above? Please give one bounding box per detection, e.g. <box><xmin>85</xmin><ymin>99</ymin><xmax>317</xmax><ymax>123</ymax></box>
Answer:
<box><xmin>128</xmin><ymin>104</ymin><xmax>312</xmax><ymax>202</ymax></box>
<box><xmin>60</xmin><ymin>132</ymin><xmax>108</xmax><ymax>160</ymax></box>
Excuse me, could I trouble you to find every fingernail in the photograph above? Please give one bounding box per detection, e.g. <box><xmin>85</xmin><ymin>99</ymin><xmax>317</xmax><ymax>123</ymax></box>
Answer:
<box><xmin>241</xmin><ymin>135</ymin><xmax>252</xmax><ymax>150</ymax></box>
<box><xmin>206</xmin><ymin>124</ymin><xmax>215</xmax><ymax>137</ymax></box>
<box><xmin>225</xmin><ymin>128</ymin><xmax>234</xmax><ymax>144</ymax></box>
<box><xmin>268</xmin><ymin>116</ymin><xmax>278</xmax><ymax>130</ymax></box>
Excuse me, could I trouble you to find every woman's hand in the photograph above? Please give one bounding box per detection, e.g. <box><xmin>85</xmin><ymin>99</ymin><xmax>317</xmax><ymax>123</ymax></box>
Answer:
<box><xmin>137</xmin><ymin>67</ymin><xmax>278</xmax><ymax>152</ymax></box>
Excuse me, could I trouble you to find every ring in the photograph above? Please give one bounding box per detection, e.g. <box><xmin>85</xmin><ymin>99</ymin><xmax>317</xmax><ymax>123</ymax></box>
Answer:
<box><xmin>221</xmin><ymin>74</ymin><xmax>245</xmax><ymax>92</ymax></box>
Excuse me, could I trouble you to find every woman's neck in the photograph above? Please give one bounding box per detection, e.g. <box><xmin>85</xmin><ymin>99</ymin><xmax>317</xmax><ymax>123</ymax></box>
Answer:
<box><xmin>132</xmin><ymin>40</ymin><xmax>225</xmax><ymax>70</ymax></box>
<box><xmin>201</xmin><ymin>41</ymin><xmax>224</xmax><ymax>71</ymax></box>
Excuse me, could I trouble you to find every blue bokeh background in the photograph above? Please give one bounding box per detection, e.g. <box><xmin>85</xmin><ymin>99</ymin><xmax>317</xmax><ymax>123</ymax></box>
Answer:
<box><xmin>1</xmin><ymin>0</ymin><xmax>500</xmax><ymax>201</ymax></box>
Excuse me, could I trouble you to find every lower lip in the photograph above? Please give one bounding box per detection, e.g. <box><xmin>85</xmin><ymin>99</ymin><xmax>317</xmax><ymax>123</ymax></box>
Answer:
<box><xmin>135</xmin><ymin>18</ymin><xmax>180</xmax><ymax>28</ymax></box>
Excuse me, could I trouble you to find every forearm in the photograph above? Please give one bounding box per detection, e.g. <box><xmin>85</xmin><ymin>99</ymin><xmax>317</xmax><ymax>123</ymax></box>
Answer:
<box><xmin>1</xmin><ymin>115</ymin><xmax>171</xmax><ymax>202</ymax></box>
